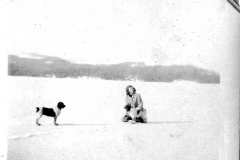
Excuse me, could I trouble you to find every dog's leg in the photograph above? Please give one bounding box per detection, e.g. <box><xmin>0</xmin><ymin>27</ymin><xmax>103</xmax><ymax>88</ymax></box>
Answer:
<box><xmin>36</xmin><ymin>114</ymin><xmax>42</xmax><ymax>126</ymax></box>
<box><xmin>54</xmin><ymin>117</ymin><xmax>58</xmax><ymax>126</ymax></box>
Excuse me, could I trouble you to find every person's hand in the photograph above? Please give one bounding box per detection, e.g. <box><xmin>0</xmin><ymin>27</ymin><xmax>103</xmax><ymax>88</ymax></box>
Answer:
<box><xmin>124</xmin><ymin>105</ymin><xmax>131</xmax><ymax>112</ymax></box>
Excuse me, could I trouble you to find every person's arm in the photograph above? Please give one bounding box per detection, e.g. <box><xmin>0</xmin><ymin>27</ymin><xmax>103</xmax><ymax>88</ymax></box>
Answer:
<box><xmin>125</xmin><ymin>96</ymin><xmax>129</xmax><ymax>106</ymax></box>
<box><xmin>136</xmin><ymin>94</ymin><xmax>143</xmax><ymax>111</ymax></box>
<box><xmin>124</xmin><ymin>96</ymin><xmax>131</xmax><ymax>112</ymax></box>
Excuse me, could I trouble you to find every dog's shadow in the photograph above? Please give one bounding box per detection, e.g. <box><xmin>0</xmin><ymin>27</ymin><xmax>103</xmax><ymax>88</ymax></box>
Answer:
<box><xmin>146</xmin><ymin>121</ymin><xmax>196</xmax><ymax>124</ymax></box>
<box><xmin>59</xmin><ymin>121</ymin><xmax>196</xmax><ymax>126</ymax></box>
<box><xmin>59</xmin><ymin>123</ymin><xmax>109</xmax><ymax>126</ymax></box>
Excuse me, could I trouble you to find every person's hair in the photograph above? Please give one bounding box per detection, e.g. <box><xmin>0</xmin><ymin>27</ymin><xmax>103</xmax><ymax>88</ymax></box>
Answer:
<box><xmin>126</xmin><ymin>85</ymin><xmax>136</xmax><ymax>96</ymax></box>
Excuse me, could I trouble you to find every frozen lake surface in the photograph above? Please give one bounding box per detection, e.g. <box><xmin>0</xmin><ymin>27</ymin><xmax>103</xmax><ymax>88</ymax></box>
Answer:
<box><xmin>7</xmin><ymin>77</ymin><xmax>220</xmax><ymax>160</ymax></box>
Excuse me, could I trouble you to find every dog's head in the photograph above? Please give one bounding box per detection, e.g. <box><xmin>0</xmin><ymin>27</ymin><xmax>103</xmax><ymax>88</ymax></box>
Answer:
<box><xmin>57</xmin><ymin>102</ymin><xmax>66</xmax><ymax>110</ymax></box>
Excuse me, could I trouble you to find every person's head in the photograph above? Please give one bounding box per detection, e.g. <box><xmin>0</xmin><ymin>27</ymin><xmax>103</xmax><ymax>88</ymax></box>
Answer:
<box><xmin>126</xmin><ymin>85</ymin><xmax>136</xmax><ymax>96</ymax></box>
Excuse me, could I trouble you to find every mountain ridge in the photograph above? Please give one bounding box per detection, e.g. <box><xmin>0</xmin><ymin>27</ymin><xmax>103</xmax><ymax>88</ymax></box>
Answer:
<box><xmin>8</xmin><ymin>54</ymin><xmax>220</xmax><ymax>84</ymax></box>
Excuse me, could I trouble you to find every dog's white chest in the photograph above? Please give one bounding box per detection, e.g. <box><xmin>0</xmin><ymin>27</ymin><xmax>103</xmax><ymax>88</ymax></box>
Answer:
<box><xmin>53</xmin><ymin>107</ymin><xmax>61</xmax><ymax>117</ymax></box>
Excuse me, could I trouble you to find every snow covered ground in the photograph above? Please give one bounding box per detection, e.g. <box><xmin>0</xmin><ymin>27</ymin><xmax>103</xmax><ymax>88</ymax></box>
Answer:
<box><xmin>7</xmin><ymin>76</ymin><xmax>220</xmax><ymax>160</ymax></box>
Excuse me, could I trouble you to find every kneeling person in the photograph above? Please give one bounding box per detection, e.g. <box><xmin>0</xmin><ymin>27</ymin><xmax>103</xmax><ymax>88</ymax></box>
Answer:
<box><xmin>121</xmin><ymin>85</ymin><xmax>147</xmax><ymax>124</ymax></box>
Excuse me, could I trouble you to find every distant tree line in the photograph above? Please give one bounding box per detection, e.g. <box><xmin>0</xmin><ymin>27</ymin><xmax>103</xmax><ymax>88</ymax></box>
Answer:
<box><xmin>8</xmin><ymin>54</ymin><xmax>220</xmax><ymax>84</ymax></box>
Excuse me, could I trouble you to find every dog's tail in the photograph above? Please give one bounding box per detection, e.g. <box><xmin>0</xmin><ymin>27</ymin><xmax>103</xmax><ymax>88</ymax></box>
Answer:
<box><xmin>36</xmin><ymin>107</ymin><xmax>40</xmax><ymax>113</ymax></box>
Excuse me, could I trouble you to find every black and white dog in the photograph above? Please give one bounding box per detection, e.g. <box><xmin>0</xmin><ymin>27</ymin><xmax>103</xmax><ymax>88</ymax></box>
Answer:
<box><xmin>36</xmin><ymin>102</ymin><xmax>66</xmax><ymax>126</ymax></box>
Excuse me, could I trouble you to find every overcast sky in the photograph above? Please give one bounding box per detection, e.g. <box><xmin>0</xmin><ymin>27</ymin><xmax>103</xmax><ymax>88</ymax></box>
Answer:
<box><xmin>2</xmin><ymin>0</ymin><xmax>240</xmax><ymax>73</ymax></box>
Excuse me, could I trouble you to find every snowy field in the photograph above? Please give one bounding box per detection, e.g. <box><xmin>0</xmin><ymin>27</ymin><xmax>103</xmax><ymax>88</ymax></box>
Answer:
<box><xmin>7</xmin><ymin>76</ymin><xmax>220</xmax><ymax>160</ymax></box>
